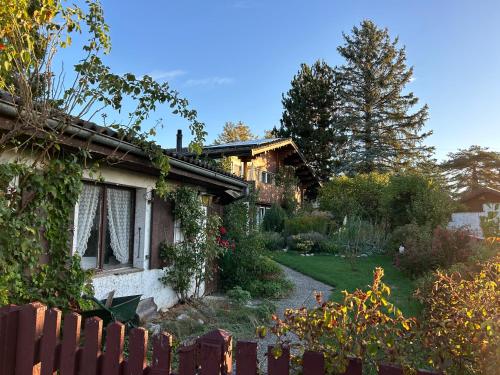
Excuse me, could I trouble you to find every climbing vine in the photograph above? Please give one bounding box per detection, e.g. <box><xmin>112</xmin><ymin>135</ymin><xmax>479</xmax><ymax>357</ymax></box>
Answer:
<box><xmin>159</xmin><ymin>186</ymin><xmax>225</xmax><ymax>302</ymax></box>
<box><xmin>0</xmin><ymin>1</ymin><xmax>207</xmax><ymax>307</ymax></box>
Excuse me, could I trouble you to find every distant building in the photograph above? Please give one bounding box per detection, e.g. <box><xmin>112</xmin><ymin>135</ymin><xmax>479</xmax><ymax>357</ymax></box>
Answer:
<box><xmin>448</xmin><ymin>187</ymin><xmax>500</xmax><ymax>237</ymax></box>
<box><xmin>193</xmin><ymin>138</ymin><xmax>321</xmax><ymax>224</ymax></box>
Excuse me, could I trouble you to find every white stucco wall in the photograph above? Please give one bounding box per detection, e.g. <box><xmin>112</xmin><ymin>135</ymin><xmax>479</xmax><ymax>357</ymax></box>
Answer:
<box><xmin>448</xmin><ymin>203</ymin><xmax>500</xmax><ymax>238</ymax></box>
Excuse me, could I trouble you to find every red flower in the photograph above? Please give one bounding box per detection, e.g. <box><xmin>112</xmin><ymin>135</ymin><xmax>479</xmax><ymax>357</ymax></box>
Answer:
<box><xmin>0</xmin><ymin>43</ymin><xmax>5</xmax><ymax>51</ymax></box>
<box><xmin>219</xmin><ymin>226</ymin><xmax>227</xmax><ymax>235</ymax></box>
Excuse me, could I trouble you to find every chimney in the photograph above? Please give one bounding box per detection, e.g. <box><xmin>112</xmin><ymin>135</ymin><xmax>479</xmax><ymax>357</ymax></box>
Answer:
<box><xmin>176</xmin><ymin>129</ymin><xmax>182</xmax><ymax>153</ymax></box>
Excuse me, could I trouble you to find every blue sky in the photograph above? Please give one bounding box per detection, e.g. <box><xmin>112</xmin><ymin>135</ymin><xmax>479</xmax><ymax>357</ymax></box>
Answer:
<box><xmin>62</xmin><ymin>0</ymin><xmax>500</xmax><ymax>160</ymax></box>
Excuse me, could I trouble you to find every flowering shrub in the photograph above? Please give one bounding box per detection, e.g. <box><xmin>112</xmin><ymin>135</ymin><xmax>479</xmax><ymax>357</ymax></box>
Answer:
<box><xmin>264</xmin><ymin>268</ymin><xmax>417</xmax><ymax>373</ymax></box>
<box><xmin>398</xmin><ymin>226</ymin><xmax>477</xmax><ymax>277</ymax></box>
<box><xmin>216</xmin><ymin>226</ymin><xmax>235</xmax><ymax>250</ymax></box>
<box><xmin>415</xmin><ymin>254</ymin><xmax>499</xmax><ymax>374</ymax></box>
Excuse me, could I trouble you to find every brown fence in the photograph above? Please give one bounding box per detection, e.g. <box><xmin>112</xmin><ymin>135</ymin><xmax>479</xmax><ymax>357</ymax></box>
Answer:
<box><xmin>0</xmin><ymin>302</ymin><xmax>438</xmax><ymax>375</ymax></box>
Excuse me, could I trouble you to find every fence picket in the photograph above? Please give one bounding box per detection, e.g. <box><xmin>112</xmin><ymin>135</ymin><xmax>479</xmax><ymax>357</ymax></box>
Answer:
<box><xmin>150</xmin><ymin>332</ymin><xmax>172</xmax><ymax>375</ymax></box>
<box><xmin>101</xmin><ymin>322</ymin><xmax>125</xmax><ymax>375</ymax></box>
<box><xmin>178</xmin><ymin>345</ymin><xmax>197</xmax><ymax>375</ymax></box>
<box><xmin>236</xmin><ymin>341</ymin><xmax>257</xmax><ymax>375</ymax></box>
<box><xmin>79</xmin><ymin>317</ymin><xmax>103</xmax><ymax>375</ymax></box>
<box><xmin>267</xmin><ymin>346</ymin><xmax>289</xmax><ymax>375</ymax></box>
<box><xmin>15</xmin><ymin>302</ymin><xmax>46</xmax><ymax>375</ymax></box>
<box><xmin>302</xmin><ymin>351</ymin><xmax>325</xmax><ymax>375</ymax></box>
<box><xmin>40</xmin><ymin>308</ymin><xmax>61</xmax><ymax>375</ymax></box>
<box><xmin>378</xmin><ymin>363</ymin><xmax>404</xmax><ymax>375</ymax></box>
<box><xmin>125</xmin><ymin>328</ymin><xmax>148</xmax><ymax>375</ymax></box>
<box><xmin>0</xmin><ymin>302</ymin><xmax>445</xmax><ymax>375</ymax></box>
<box><xmin>0</xmin><ymin>305</ymin><xmax>20</xmax><ymax>375</ymax></box>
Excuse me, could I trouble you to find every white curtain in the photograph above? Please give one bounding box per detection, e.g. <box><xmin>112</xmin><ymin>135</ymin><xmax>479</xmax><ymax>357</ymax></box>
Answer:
<box><xmin>106</xmin><ymin>188</ymin><xmax>132</xmax><ymax>264</ymax></box>
<box><xmin>76</xmin><ymin>184</ymin><xmax>100</xmax><ymax>256</ymax></box>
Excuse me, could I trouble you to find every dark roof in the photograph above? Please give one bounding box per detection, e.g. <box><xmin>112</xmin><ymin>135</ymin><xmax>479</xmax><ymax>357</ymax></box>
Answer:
<box><xmin>461</xmin><ymin>186</ymin><xmax>500</xmax><ymax>202</ymax></box>
<box><xmin>0</xmin><ymin>91</ymin><xmax>246</xmax><ymax>183</ymax></box>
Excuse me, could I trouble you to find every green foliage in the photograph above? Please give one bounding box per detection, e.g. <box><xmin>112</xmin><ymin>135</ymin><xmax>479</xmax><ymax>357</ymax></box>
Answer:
<box><xmin>284</xmin><ymin>211</ymin><xmax>334</xmax><ymax>236</ymax></box>
<box><xmin>332</xmin><ymin>217</ymin><xmax>388</xmax><ymax>258</ymax></box>
<box><xmin>219</xmin><ymin>209</ymin><xmax>292</xmax><ymax>299</ymax></box>
<box><xmin>259</xmin><ymin>231</ymin><xmax>286</xmax><ymax>251</ymax></box>
<box><xmin>319</xmin><ymin>173</ymin><xmax>389</xmax><ymax>223</ymax></box>
<box><xmin>213</xmin><ymin>121</ymin><xmax>255</xmax><ymax>145</ymax></box>
<box><xmin>415</xmin><ymin>254</ymin><xmax>499</xmax><ymax>374</ymax></box>
<box><xmin>0</xmin><ymin>159</ymin><xmax>93</xmax><ymax>309</ymax></box>
<box><xmin>262</xmin><ymin>204</ymin><xmax>287</xmax><ymax>232</ymax></box>
<box><xmin>441</xmin><ymin>145</ymin><xmax>500</xmax><ymax>192</ymax></box>
<box><xmin>266</xmin><ymin>268</ymin><xmax>417</xmax><ymax>373</ymax></box>
<box><xmin>480</xmin><ymin>204</ymin><xmax>500</xmax><ymax>239</ymax></box>
<box><xmin>337</xmin><ymin>20</ymin><xmax>433</xmax><ymax>174</ymax></box>
<box><xmin>159</xmin><ymin>187</ymin><xmax>224</xmax><ymax>301</ymax></box>
<box><xmin>275</xmin><ymin>60</ymin><xmax>345</xmax><ymax>180</ymax></box>
<box><xmin>383</xmin><ymin>172</ymin><xmax>455</xmax><ymax>230</ymax></box>
<box><xmin>287</xmin><ymin>232</ymin><xmax>331</xmax><ymax>254</ymax></box>
<box><xmin>397</xmin><ymin>226</ymin><xmax>478</xmax><ymax>277</ymax></box>
<box><xmin>226</xmin><ymin>286</ymin><xmax>251</xmax><ymax>305</ymax></box>
<box><xmin>274</xmin><ymin>166</ymin><xmax>299</xmax><ymax>214</ymax></box>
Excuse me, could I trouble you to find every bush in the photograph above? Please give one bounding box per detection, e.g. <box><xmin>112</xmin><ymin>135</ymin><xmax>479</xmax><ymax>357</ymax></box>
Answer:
<box><xmin>227</xmin><ymin>286</ymin><xmax>251</xmax><ymax>305</ymax></box>
<box><xmin>262</xmin><ymin>204</ymin><xmax>287</xmax><ymax>232</ymax></box>
<box><xmin>319</xmin><ymin>173</ymin><xmax>389</xmax><ymax>223</ymax></box>
<box><xmin>332</xmin><ymin>217</ymin><xmax>388</xmax><ymax>256</ymax></box>
<box><xmin>265</xmin><ymin>267</ymin><xmax>418</xmax><ymax>373</ymax></box>
<box><xmin>287</xmin><ymin>232</ymin><xmax>328</xmax><ymax>253</ymax></box>
<box><xmin>259</xmin><ymin>231</ymin><xmax>286</xmax><ymax>251</ymax></box>
<box><xmin>284</xmin><ymin>211</ymin><xmax>334</xmax><ymax>235</ymax></box>
<box><xmin>397</xmin><ymin>226</ymin><xmax>477</xmax><ymax>277</ymax></box>
<box><xmin>415</xmin><ymin>254</ymin><xmax>499</xmax><ymax>374</ymax></box>
<box><xmin>383</xmin><ymin>173</ymin><xmax>456</xmax><ymax>230</ymax></box>
<box><xmin>247</xmin><ymin>278</ymin><xmax>293</xmax><ymax>299</ymax></box>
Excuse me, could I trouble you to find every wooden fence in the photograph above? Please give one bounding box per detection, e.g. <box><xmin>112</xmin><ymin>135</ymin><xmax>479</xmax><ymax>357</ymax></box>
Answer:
<box><xmin>0</xmin><ymin>302</ymin><xmax>439</xmax><ymax>375</ymax></box>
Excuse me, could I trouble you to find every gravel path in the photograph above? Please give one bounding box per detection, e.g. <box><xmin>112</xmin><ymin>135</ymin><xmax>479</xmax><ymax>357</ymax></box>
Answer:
<box><xmin>256</xmin><ymin>264</ymin><xmax>333</xmax><ymax>372</ymax></box>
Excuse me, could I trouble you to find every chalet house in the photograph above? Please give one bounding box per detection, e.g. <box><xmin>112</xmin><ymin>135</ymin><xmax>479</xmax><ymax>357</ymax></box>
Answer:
<box><xmin>448</xmin><ymin>186</ymin><xmax>500</xmax><ymax>237</ymax></box>
<box><xmin>0</xmin><ymin>94</ymin><xmax>247</xmax><ymax>310</ymax></box>
<box><xmin>194</xmin><ymin>138</ymin><xmax>320</xmax><ymax>223</ymax></box>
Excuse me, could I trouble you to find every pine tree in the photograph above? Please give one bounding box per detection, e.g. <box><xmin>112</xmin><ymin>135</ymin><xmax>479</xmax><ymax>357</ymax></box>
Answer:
<box><xmin>441</xmin><ymin>145</ymin><xmax>500</xmax><ymax>192</ymax></box>
<box><xmin>338</xmin><ymin>20</ymin><xmax>433</xmax><ymax>174</ymax></box>
<box><xmin>275</xmin><ymin>60</ymin><xmax>346</xmax><ymax>180</ymax></box>
<box><xmin>214</xmin><ymin>121</ymin><xmax>256</xmax><ymax>144</ymax></box>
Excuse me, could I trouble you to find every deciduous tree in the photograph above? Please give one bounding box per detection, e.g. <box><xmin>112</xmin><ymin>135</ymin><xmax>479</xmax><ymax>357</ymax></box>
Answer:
<box><xmin>214</xmin><ymin>121</ymin><xmax>255</xmax><ymax>144</ymax></box>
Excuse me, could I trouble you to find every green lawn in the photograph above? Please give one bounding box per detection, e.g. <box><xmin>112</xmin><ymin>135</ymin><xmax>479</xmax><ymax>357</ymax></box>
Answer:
<box><xmin>272</xmin><ymin>252</ymin><xmax>422</xmax><ymax>317</ymax></box>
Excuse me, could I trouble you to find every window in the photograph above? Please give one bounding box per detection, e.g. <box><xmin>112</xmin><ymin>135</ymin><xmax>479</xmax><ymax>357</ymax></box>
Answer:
<box><xmin>260</xmin><ymin>171</ymin><xmax>273</xmax><ymax>184</ymax></box>
<box><xmin>75</xmin><ymin>183</ymin><xmax>135</xmax><ymax>270</ymax></box>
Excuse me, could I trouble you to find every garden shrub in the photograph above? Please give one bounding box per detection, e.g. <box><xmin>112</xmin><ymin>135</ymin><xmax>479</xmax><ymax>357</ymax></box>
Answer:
<box><xmin>259</xmin><ymin>231</ymin><xmax>286</xmax><ymax>251</ymax></box>
<box><xmin>383</xmin><ymin>173</ymin><xmax>456</xmax><ymax>230</ymax></box>
<box><xmin>388</xmin><ymin>223</ymin><xmax>432</xmax><ymax>254</ymax></box>
<box><xmin>264</xmin><ymin>267</ymin><xmax>418</xmax><ymax>373</ymax></box>
<box><xmin>332</xmin><ymin>217</ymin><xmax>388</xmax><ymax>256</ymax></box>
<box><xmin>262</xmin><ymin>204</ymin><xmax>287</xmax><ymax>232</ymax></box>
<box><xmin>226</xmin><ymin>286</ymin><xmax>251</xmax><ymax>305</ymax></box>
<box><xmin>415</xmin><ymin>254</ymin><xmax>499</xmax><ymax>374</ymax></box>
<box><xmin>287</xmin><ymin>232</ymin><xmax>328</xmax><ymax>253</ymax></box>
<box><xmin>284</xmin><ymin>211</ymin><xmax>334</xmax><ymax>235</ymax></box>
<box><xmin>220</xmin><ymin>202</ymin><xmax>292</xmax><ymax>299</ymax></box>
<box><xmin>319</xmin><ymin>173</ymin><xmax>389</xmax><ymax>223</ymax></box>
<box><xmin>397</xmin><ymin>226</ymin><xmax>477</xmax><ymax>277</ymax></box>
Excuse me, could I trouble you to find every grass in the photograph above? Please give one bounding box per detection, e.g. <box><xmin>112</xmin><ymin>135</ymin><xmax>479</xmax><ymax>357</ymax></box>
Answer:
<box><xmin>272</xmin><ymin>252</ymin><xmax>422</xmax><ymax>317</ymax></box>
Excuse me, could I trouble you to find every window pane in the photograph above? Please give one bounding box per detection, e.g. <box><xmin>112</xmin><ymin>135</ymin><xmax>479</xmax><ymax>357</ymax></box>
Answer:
<box><xmin>104</xmin><ymin>187</ymin><xmax>133</xmax><ymax>269</ymax></box>
<box><xmin>78</xmin><ymin>185</ymin><xmax>102</xmax><ymax>270</ymax></box>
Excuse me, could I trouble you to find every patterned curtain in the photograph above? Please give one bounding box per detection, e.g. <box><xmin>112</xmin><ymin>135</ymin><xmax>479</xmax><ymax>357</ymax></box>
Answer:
<box><xmin>76</xmin><ymin>184</ymin><xmax>100</xmax><ymax>256</ymax></box>
<box><xmin>106</xmin><ymin>188</ymin><xmax>132</xmax><ymax>264</ymax></box>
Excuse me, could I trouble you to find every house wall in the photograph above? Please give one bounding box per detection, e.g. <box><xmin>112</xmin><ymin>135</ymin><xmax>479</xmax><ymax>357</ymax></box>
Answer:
<box><xmin>448</xmin><ymin>203</ymin><xmax>500</xmax><ymax>238</ymax></box>
<box><xmin>75</xmin><ymin>165</ymin><xmax>205</xmax><ymax>311</ymax></box>
<box><xmin>462</xmin><ymin>192</ymin><xmax>500</xmax><ymax>212</ymax></box>
<box><xmin>228</xmin><ymin>151</ymin><xmax>301</xmax><ymax>206</ymax></box>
